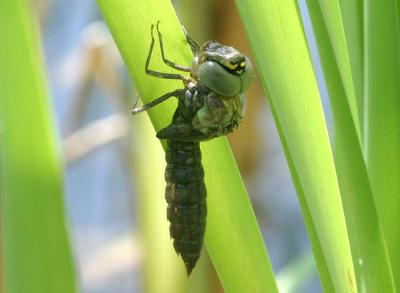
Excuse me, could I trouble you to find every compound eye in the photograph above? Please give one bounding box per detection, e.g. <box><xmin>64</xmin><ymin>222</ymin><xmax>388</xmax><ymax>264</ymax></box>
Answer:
<box><xmin>198</xmin><ymin>61</ymin><xmax>241</xmax><ymax>96</ymax></box>
<box><xmin>239</xmin><ymin>57</ymin><xmax>254</xmax><ymax>92</ymax></box>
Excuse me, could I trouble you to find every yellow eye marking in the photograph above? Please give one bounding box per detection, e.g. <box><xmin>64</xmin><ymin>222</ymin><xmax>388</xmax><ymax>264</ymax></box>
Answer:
<box><xmin>240</xmin><ymin>62</ymin><xmax>246</xmax><ymax>67</ymax></box>
<box><xmin>223</xmin><ymin>61</ymin><xmax>238</xmax><ymax>70</ymax></box>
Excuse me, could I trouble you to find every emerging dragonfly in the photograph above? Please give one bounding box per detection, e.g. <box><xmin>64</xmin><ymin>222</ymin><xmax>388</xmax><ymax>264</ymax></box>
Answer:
<box><xmin>132</xmin><ymin>22</ymin><xmax>253</xmax><ymax>275</ymax></box>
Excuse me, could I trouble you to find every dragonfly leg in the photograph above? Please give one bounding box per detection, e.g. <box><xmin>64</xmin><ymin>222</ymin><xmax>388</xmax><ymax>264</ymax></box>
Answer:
<box><xmin>146</xmin><ymin>24</ymin><xmax>190</xmax><ymax>82</ymax></box>
<box><xmin>131</xmin><ymin>89</ymin><xmax>185</xmax><ymax>115</ymax></box>
<box><xmin>156</xmin><ymin>21</ymin><xmax>191</xmax><ymax>72</ymax></box>
<box><xmin>181</xmin><ymin>25</ymin><xmax>200</xmax><ymax>55</ymax></box>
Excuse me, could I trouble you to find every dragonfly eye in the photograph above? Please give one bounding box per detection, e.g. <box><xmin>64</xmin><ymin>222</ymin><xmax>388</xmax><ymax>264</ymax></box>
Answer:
<box><xmin>197</xmin><ymin>61</ymin><xmax>241</xmax><ymax>96</ymax></box>
<box><xmin>239</xmin><ymin>57</ymin><xmax>254</xmax><ymax>92</ymax></box>
<box><xmin>197</xmin><ymin>56</ymin><xmax>253</xmax><ymax>96</ymax></box>
<box><xmin>197</xmin><ymin>43</ymin><xmax>254</xmax><ymax>95</ymax></box>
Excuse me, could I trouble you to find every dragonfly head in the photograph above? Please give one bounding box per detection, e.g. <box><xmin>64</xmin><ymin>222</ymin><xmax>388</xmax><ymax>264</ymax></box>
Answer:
<box><xmin>192</xmin><ymin>41</ymin><xmax>254</xmax><ymax>96</ymax></box>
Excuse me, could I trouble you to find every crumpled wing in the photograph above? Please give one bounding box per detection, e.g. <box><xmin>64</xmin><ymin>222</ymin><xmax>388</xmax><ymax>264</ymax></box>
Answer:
<box><xmin>156</xmin><ymin>122</ymin><xmax>209</xmax><ymax>141</ymax></box>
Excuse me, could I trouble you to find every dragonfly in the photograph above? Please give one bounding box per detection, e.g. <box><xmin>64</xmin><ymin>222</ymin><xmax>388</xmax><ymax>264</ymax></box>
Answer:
<box><xmin>132</xmin><ymin>21</ymin><xmax>253</xmax><ymax>275</ymax></box>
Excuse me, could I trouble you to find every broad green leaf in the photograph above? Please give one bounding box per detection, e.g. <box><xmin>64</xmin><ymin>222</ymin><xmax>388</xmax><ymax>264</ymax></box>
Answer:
<box><xmin>235</xmin><ymin>0</ymin><xmax>356</xmax><ymax>292</ymax></box>
<box><xmin>306</xmin><ymin>1</ymin><xmax>396</xmax><ymax>292</ymax></box>
<box><xmin>96</xmin><ymin>0</ymin><xmax>278</xmax><ymax>291</ymax></box>
<box><xmin>0</xmin><ymin>1</ymin><xmax>76</xmax><ymax>292</ymax></box>
<box><xmin>365</xmin><ymin>0</ymin><xmax>400</xmax><ymax>290</ymax></box>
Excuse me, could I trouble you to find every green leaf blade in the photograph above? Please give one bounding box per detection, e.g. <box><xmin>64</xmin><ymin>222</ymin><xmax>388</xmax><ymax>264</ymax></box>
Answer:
<box><xmin>338</xmin><ymin>0</ymin><xmax>364</xmax><ymax>130</ymax></box>
<box><xmin>315</xmin><ymin>0</ymin><xmax>362</xmax><ymax>140</ymax></box>
<box><xmin>0</xmin><ymin>1</ymin><xmax>77</xmax><ymax>292</ymax></box>
<box><xmin>235</xmin><ymin>0</ymin><xmax>357</xmax><ymax>292</ymax></box>
<box><xmin>365</xmin><ymin>0</ymin><xmax>400</xmax><ymax>290</ymax></box>
<box><xmin>306</xmin><ymin>1</ymin><xmax>396</xmax><ymax>291</ymax></box>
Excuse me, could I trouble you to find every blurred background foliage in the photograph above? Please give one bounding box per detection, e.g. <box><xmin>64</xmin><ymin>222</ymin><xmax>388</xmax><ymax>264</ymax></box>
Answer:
<box><xmin>2</xmin><ymin>0</ymin><xmax>398</xmax><ymax>292</ymax></box>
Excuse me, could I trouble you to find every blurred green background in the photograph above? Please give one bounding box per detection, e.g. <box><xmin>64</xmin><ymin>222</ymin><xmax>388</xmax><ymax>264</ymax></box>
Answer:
<box><xmin>1</xmin><ymin>0</ymin><xmax>398</xmax><ymax>292</ymax></box>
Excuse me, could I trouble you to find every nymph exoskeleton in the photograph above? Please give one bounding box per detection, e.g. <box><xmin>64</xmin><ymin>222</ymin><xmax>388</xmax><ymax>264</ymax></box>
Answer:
<box><xmin>132</xmin><ymin>21</ymin><xmax>253</xmax><ymax>275</ymax></box>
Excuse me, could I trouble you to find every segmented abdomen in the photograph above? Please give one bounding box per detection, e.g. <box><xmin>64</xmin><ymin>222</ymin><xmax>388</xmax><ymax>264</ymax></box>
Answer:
<box><xmin>165</xmin><ymin>139</ymin><xmax>207</xmax><ymax>275</ymax></box>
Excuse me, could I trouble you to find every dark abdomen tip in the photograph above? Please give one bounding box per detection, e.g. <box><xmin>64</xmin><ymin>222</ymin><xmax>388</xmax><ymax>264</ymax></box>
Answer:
<box><xmin>165</xmin><ymin>140</ymin><xmax>207</xmax><ymax>274</ymax></box>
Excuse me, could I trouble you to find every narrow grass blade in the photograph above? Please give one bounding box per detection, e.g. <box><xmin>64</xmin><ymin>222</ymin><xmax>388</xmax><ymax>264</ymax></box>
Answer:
<box><xmin>96</xmin><ymin>0</ymin><xmax>278</xmax><ymax>291</ymax></box>
<box><xmin>314</xmin><ymin>0</ymin><xmax>362</xmax><ymax>139</ymax></box>
<box><xmin>365</xmin><ymin>0</ymin><xmax>400</xmax><ymax>290</ymax></box>
<box><xmin>0</xmin><ymin>209</ymin><xmax>3</xmax><ymax>293</ymax></box>
<box><xmin>305</xmin><ymin>1</ymin><xmax>396</xmax><ymax>291</ymax></box>
<box><xmin>235</xmin><ymin>1</ymin><xmax>357</xmax><ymax>292</ymax></box>
<box><xmin>337</xmin><ymin>0</ymin><xmax>364</xmax><ymax>130</ymax></box>
<box><xmin>0</xmin><ymin>1</ymin><xmax>76</xmax><ymax>292</ymax></box>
